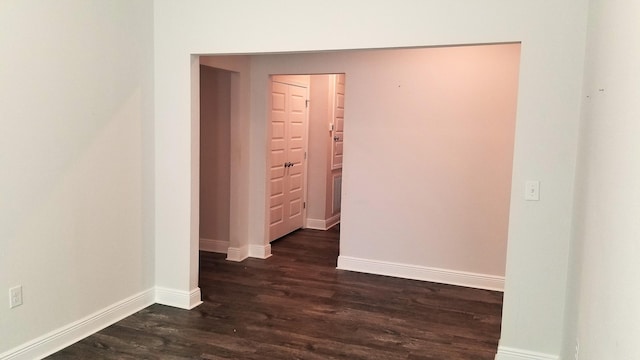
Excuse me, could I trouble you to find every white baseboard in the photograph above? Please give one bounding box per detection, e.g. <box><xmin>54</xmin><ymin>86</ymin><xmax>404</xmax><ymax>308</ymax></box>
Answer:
<box><xmin>0</xmin><ymin>288</ymin><xmax>155</xmax><ymax>360</ymax></box>
<box><xmin>305</xmin><ymin>214</ymin><xmax>340</xmax><ymax>230</ymax></box>
<box><xmin>325</xmin><ymin>214</ymin><xmax>340</xmax><ymax>229</ymax></box>
<box><xmin>495</xmin><ymin>346</ymin><xmax>559</xmax><ymax>360</ymax></box>
<box><xmin>154</xmin><ymin>286</ymin><xmax>202</xmax><ymax>310</ymax></box>
<box><xmin>249</xmin><ymin>244</ymin><xmax>272</xmax><ymax>259</ymax></box>
<box><xmin>305</xmin><ymin>218</ymin><xmax>326</xmax><ymax>230</ymax></box>
<box><xmin>199</xmin><ymin>238</ymin><xmax>229</xmax><ymax>253</ymax></box>
<box><xmin>337</xmin><ymin>256</ymin><xmax>504</xmax><ymax>291</ymax></box>
<box><xmin>226</xmin><ymin>244</ymin><xmax>272</xmax><ymax>261</ymax></box>
<box><xmin>226</xmin><ymin>245</ymin><xmax>248</xmax><ymax>262</ymax></box>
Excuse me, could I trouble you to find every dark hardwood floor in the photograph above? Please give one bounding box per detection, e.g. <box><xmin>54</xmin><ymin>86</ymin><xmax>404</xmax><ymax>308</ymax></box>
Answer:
<box><xmin>48</xmin><ymin>226</ymin><xmax>503</xmax><ymax>359</ymax></box>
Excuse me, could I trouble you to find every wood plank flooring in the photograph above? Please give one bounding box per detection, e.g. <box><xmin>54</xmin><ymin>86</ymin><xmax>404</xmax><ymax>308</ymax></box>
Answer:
<box><xmin>47</xmin><ymin>226</ymin><xmax>503</xmax><ymax>359</ymax></box>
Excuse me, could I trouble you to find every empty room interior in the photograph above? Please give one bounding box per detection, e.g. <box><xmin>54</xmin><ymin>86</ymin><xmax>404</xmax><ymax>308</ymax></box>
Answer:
<box><xmin>2</xmin><ymin>1</ymin><xmax>639</xmax><ymax>360</ymax></box>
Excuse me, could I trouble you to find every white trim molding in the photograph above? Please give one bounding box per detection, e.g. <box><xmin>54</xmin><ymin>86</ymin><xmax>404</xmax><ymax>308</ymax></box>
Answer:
<box><xmin>226</xmin><ymin>245</ymin><xmax>248</xmax><ymax>262</ymax></box>
<box><xmin>0</xmin><ymin>288</ymin><xmax>155</xmax><ymax>360</ymax></box>
<box><xmin>155</xmin><ymin>287</ymin><xmax>202</xmax><ymax>310</ymax></box>
<box><xmin>226</xmin><ymin>244</ymin><xmax>272</xmax><ymax>261</ymax></box>
<box><xmin>495</xmin><ymin>346</ymin><xmax>559</xmax><ymax>360</ymax></box>
<box><xmin>199</xmin><ymin>238</ymin><xmax>229</xmax><ymax>253</ymax></box>
<box><xmin>305</xmin><ymin>218</ymin><xmax>327</xmax><ymax>230</ymax></box>
<box><xmin>337</xmin><ymin>256</ymin><xmax>504</xmax><ymax>292</ymax></box>
<box><xmin>305</xmin><ymin>214</ymin><xmax>340</xmax><ymax>230</ymax></box>
<box><xmin>325</xmin><ymin>214</ymin><xmax>340</xmax><ymax>230</ymax></box>
<box><xmin>249</xmin><ymin>244</ymin><xmax>272</xmax><ymax>259</ymax></box>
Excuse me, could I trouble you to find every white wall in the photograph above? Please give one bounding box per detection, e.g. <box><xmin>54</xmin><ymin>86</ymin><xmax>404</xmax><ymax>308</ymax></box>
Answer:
<box><xmin>563</xmin><ymin>0</ymin><xmax>640</xmax><ymax>359</ymax></box>
<box><xmin>199</xmin><ymin>56</ymin><xmax>252</xmax><ymax>259</ymax></box>
<box><xmin>307</xmin><ymin>75</ymin><xmax>333</xmax><ymax>223</ymax></box>
<box><xmin>249</xmin><ymin>46</ymin><xmax>519</xmax><ymax>280</ymax></box>
<box><xmin>0</xmin><ymin>0</ymin><xmax>154</xmax><ymax>356</ymax></box>
<box><xmin>199</xmin><ymin>66</ymin><xmax>231</xmax><ymax>246</ymax></box>
<box><xmin>154</xmin><ymin>0</ymin><xmax>589</xmax><ymax>357</ymax></box>
<box><xmin>307</xmin><ymin>74</ymin><xmax>342</xmax><ymax>227</ymax></box>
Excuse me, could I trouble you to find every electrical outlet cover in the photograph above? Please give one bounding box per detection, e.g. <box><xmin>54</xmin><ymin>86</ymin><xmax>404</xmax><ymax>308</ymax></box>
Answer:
<box><xmin>9</xmin><ymin>286</ymin><xmax>23</xmax><ymax>308</ymax></box>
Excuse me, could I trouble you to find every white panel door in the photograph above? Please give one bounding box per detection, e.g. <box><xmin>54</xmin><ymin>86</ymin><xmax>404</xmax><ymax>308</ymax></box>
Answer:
<box><xmin>269</xmin><ymin>80</ymin><xmax>308</xmax><ymax>241</ymax></box>
<box><xmin>331</xmin><ymin>74</ymin><xmax>345</xmax><ymax>169</ymax></box>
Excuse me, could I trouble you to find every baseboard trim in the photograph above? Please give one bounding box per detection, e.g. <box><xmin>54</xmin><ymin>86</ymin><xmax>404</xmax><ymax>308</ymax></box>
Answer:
<box><xmin>305</xmin><ymin>218</ymin><xmax>326</xmax><ymax>230</ymax></box>
<box><xmin>199</xmin><ymin>238</ymin><xmax>229</xmax><ymax>253</ymax></box>
<box><xmin>249</xmin><ymin>244</ymin><xmax>272</xmax><ymax>259</ymax></box>
<box><xmin>325</xmin><ymin>214</ymin><xmax>340</xmax><ymax>229</ymax></box>
<box><xmin>495</xmin><ymin>346</ymin><xmax>559</xmax><ymax>360</ymax></box>
<box><xmin>226</xmin><ymin>245</ymin><xmax>248</xmax><ymax>262</ymax></box>
<box><xmin>337</xmin><ymin>256</ymin><xmax>504</xmax><ymax>291</ymax></box>
<box><xmin>227</xmin><ymin>244</ymin><xmax>272</xmax><ymax>261</ymax></box>
<box><xmin>155</xmin><ymin>286</ymin><xmax>203</xmax><ymax>310</ymax></box>
<box><xmin>305</xmin><ymin>214</ymin><xmax>340</xmax><ymax>230</ymax></box>
<box><xmin>0</xmin><ymin>288</ymin><xmax>155</xmax><ymax>360</ymax></box>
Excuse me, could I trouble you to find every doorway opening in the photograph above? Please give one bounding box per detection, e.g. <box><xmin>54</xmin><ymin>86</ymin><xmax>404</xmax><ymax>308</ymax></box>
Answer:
<box><xmin>267</xmin><ymin>74</ymin><xmax>345</xmax><ymax>251</ymax></box>
<box><xmin>199</xmin><ymin>65</ymin><xmax>232</xmax><ymax>254</ymax></box>
<box><xmin>197</xmin><ymin>55</ymin><xmax>250</xmax><ymax>261</ymax></box>
<box><xmin>194</xmin><ymin>44</ymin><xmax>520</xmax><ymax>306</ymax></box>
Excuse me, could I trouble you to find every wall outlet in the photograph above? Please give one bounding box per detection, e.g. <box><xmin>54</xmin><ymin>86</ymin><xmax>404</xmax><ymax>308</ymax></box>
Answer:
<box><xmin>525</xmin><ymin>180</ymin><xmax>540</xmax><ymax>201</ymax></box>
<box><xmin>9</xmin><ymin>285</ymin><xmax>23</xmax><ymax>308</ymax></box>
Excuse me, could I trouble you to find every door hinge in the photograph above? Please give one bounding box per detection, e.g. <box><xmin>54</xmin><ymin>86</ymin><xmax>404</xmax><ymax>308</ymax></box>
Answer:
<box><xmin>303</xmin><ymin>202</ymin><xmax>306</xmax><ymax>209</ymax></box>
<box><xmin>304</xmin><ymin>151</ymin><xmax>307</xmax><ymax>160</ymax></box>
<box><xmin>305</xmin><ymin>99</ymin><xmax>310</xmax><ymax>108</ymax></box>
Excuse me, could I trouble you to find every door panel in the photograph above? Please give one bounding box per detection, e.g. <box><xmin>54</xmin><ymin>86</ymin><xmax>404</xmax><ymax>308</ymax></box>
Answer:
<box><xmin>331</xmin><ymin>74</ymin><xmax>345</xmax><ymax>169</ymax></box>
<box><xmin>269</xmin><ymin>82</ymin><xmax>288</xmax><ymax>235</ymax></box>
<box><xmin>269</xmin><ymin>80</ymin><xmax>308</xmax><ymax>241</ymax></box>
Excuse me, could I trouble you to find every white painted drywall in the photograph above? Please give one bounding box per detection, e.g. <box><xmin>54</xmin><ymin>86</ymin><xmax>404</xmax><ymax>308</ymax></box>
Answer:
<box><xmin>199</xmin><ymin>66</ymin><xmax>231</xmax><ymax>244</ymax></box>
<box><xmin>562</xmin><ymin>0</ymin><xmax>640</xmax><ymax>359</ymax></box>
<box><xmin>307</xmin><ymin>74</ymin><xmax>344</xmax><ymax>225</ymax></box>
<box><xmin>249</xmin><ymin>46</ymin><xmax>519</xmax><ymax>278</ymax></box>
<box><xmin>154</xmin><ymin>0</ymin><xmax>589</xmax><ymax>356</ymax></box>
<box><xmin>0</xmin><ymin>0</ymin><xmax>154</xmax><ymax>354</ymax></box>
<box><xmin>198</xmin><ymin>56</ymin><xmax>252</xmax><ymax>253</ymax></box>
<box><xmin>307</xmin><ymin>75</ymin><xmax>332</xmax><ymax>222</ymax></box>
